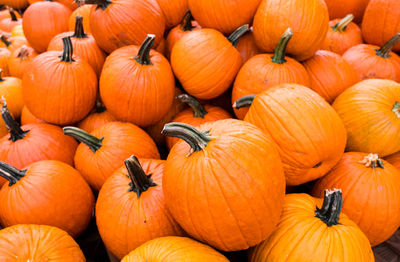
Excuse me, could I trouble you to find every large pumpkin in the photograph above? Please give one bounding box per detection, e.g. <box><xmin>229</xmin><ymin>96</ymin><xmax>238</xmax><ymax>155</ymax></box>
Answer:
<box><xmin>324</xmin><ymin>0</ymin><xmax>371</xmax><ymax>23</ymax></box>
<box><xmin>156</xmin><ymin>0</ymin><xmax>188</xmax><ymax>29</ymax></box>
<box><xmin>162</xmin><ymin>120</ymin><xmax>285</xmax><ymax>251</ymax></box>
<box><xmin>7</xmin><ymin>45</ymin><xmax>38</xmax><ymax>79</ymax></box>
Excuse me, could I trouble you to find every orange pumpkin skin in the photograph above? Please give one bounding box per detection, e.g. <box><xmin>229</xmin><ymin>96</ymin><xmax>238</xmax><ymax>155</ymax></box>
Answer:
<box><xmin>362</xmin><ymin>0</ymin><xmax>400</xmax><ymax>52</ymax></box>
<box><xmin>22</xmin><ymin>1</ymin><xmax>71</xmax><ymax>53</ymax></box>
<box><xmin>7</xmin><ymin>45</ymin><xmax>38</xmax><ymax>79</ymax></box>
<box><xmin>5</xmin><ymin>36</ymin><xmax>29</xmax><ymax>54</ymax></box>
<box><xmin>249</xmin><ymin>192</ymin><xmax>374</xmax><ymax>262</ymax></box>
<box><xmin>163</xmin><ymin>120</ymin><xmax>286</xmax><ymax>251</ymax></box>
<box><xmin>244</xmin><ymin>84</ymin><xmax>347</xmax><ymax>186</ymax></box>
<box><xmin>0</xmin><ymin>48</ymin><xmax>10</xmax><ymax>76</ymax></box>
<box><xmin>11</xmin><ymin>24</ymin><xmax>24</xmax><ymax>37</ymax></box>
<box><xmin>302</xmin><ymin>50</ymin><xmax>360</xmax><ymax>103</ymax></box>
<box><xmin>312</xmin><ymin>153</ymin><xmax>400</xmax><ymax>246</ymax></box>
<box><xmin>69</xmin><ymin>5</ymin><xmax>93</xmax><ymax>33</ymax></box>
<box><xmin>156</xmin><ymin>0</ymin><xmax>188</xmax><ymax>29</ymax></box>
<box><xmin>20</xmin><ymin>106</ymin><xmax>45</xmax><ymax>125</ymax></box>
<box><xmin>385</xmin><ymin>152</ymin><xmax>400</xmax><ymax>170</ymax></box>
<box><xmin>0</xmin><ymin>11</ymin><xmax>22</xmax><ymax>33</ymax></box>
<box><xmin>55</xmin><ymin>0</ymin><xmax>78</xmax><ymax>10</ymax></box>
<box><xmin>77</xmin><ymin>110</ymin><xmax>116</xmax><ymax>133</ymax></box>
<box><xmin>0</xmin><ymin>10</ymin><xmax>21</xmax><ymax>22</ymax></box>
<box><xmin>0</xmin><ymin>0</ymin><xmax>28</xmax><ymax>9</ymax></box>
<box><xmin>236</xmin><ymin>30</ymin><xmax>261</xmax><ymax>65</ymax></box>
<box><xmin>0</xmin><ymin>224</ymin><xmax>85</xmax><ymax>261</ymax></box>
<box><xmin>122</xmin><ymin>236</ymin><xmax>229</xmax><ymax>262</ymax></box>
<box><xmin>97</xmin><ymin>158</ymin><xmax>184</xmax><ymax>259</ymax></box>
<box><xmin>253</xmin><ymin>0</ymin><xmax>329</xmax><ymax>61</ymax></box>
<box><xmin>0</xmin><ymin>75</ymin><xmax>23</xmax><ymax>118</ymax></box>
<box><xmin>324</xmin><ymin>0</ymin><xmax>370</xmax><ymax>23</ymax></box>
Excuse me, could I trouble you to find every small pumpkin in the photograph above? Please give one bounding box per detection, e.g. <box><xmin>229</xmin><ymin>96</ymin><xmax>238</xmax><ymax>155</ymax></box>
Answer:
<box><xmin>68</xmin><ymin>4</ymin><xmax>93</xmax><ymax>33</ymax></box>
<box><xmin>156</xmin><ymin>0</ymin><xmax>188</xmax><ymax>29</ymax></box>
<box><xmin>20</xmin><ymin>105</ymin><xmax>45</xmax><ymax>125</ymax></box>
<box><xmin>0</xmin><ymin>48</ymin><xmax>10</xmax><ymax>76</ymax></box>
<box><xmin>77</xmin><ymin>101</ymin><xmax>116</xmax><ymax>133</ymax></box>
<box><xmin>0</xmin><ymin>69</ymin><xmax>23</xmax><ymax>118</ymax></box>
<box><xmin>7</xmin><ymin>45</ymin><xmax>38</xmax><ymax>79</ymax></box>
<box><xmin>0</xmin><ymin>9</ymin><xmax>22</xmax><ymax>33</ymax></box>
<box><xmin>236</xmin><ymin>29</ymin><xmax>261</xmax><ymax>65</ymax></box>
<box><xmin>324</xmin><ymin>0</ymin><xmax>371</xmax><ymax>23</ymax></box>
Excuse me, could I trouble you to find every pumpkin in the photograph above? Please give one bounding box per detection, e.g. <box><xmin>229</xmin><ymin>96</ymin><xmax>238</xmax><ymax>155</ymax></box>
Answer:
<box><xmin>302</xmin><ymin>50</ymin><xmax>360</xmax><ymax>103</ymax></box>
<box><xmin>22</xmin><ymin>1</ymin><xmax>71</xmax><ymax>53</ymax></box>
<box><xmin>237</xmin><ymin>84</ymin><xmax>347</xmax><ymax>186</ymax></box>
<box><xmin>188</xmin><ymin>0</ymin><xmax>261</xmax><ymax>35</ymax></box>
<box><xmin>68</xmin><ymin>4</ymin><xmax>93</xmax><ymax>33</ymax></box>
<box><xmin>0</xmin><ymin>224</ymin><xmax>85</xmax><ymax>261</ymax></box>
<box><xmin>1</xmin><ymin>35</ymin><xmax>28</xmax><ymax>53</ymax></box>
<box><xmin>63</xmin><ymin>122</ymin><xmax>160</xmax><ymax>191</ymax></box>
<box><xmin>20</xmin><ymin>105</ymin><xmax>45</xmax><ymax>125</ymax></box>
<box><xmin>362</xmin><ymin>0</ymin><xmax>400</xmax><ymax>52</ymax></box>
<box><xmin>324</xmin><ymin>0</ymin><xmax>371</xmax><ymax>23</ymax></box>
<box><xmin>253</xmin><ymin>0</ymin><xmax>329</xmax><ymax>61</ymax></box>
<box><xmin>156</xmin><ymin>0</ymin><xmax>188</xmax><ymax>29</ymax></box>
<box><xmin>342</xmin><ymin>33</ymin><xmax>400</xmax><ymax>81</ymax></box>
<box><xmin>332</xmin><ymin>79</ymin><xmax>400</xmax><ymax>157</ymax></box>
<box><xmin>0</xmin><ymin>9</ymin><xmax>22</xmax><ymax>33</ymax></box>
<box><xmin>0</xmin><ymin>48</ymin><xmax>10</xmax><ymax>76</ymax></box>
<box><xmin>0</xmin><ymin>69</ymin><xmax>23</xmax><ymax>118</ymax></box>
<box><xmin>122</xmin><ymin>236</ymin><xmax>229</xmax><ymax>262</ymax></box>
<box><xmin>56</xmin><ymin>0</ymin><xmax>78</xmax><ymax>10</ymax></box>
<box><xmin>0</xmin><ymin>160</ymin><xmax>94</xmax><ymax>237</ymax></box>
<box><xmin>0</xmin><ymin>0</ymin><xmax>28</xmax><ymax>9</ymax></box>
<box><xmin>249</xmin><ymin>190</ymin><xmax>374</xmax><ymax>262</ymax></box>
<box><xmin>23</xmin><ymin>36</ymin><xmax>97</xmax><ymax>125</ymax></box>
<box><xmin>0</xmin><ymin>119</ymin><xmax>6</xmax><ymax>138</ymax></box>
<box><xmin>321</xmin><ymin>14</ymin><xmax>363</xmax><ymax>55</ymax></box>
<box><xmin>171</xmin><ymin>25</ymin><xmax>248</xmax><ymax>100</ymax></box>
<box><xmin>77</xmin><ymin>101</ymin><xmax>116</xmax><ymax>133</ymax></box>
<box><xmin>162</xmin><ymin>120</ymin><xmax>285</xmax><ymax>251</ymax></box>
<box><xmin>100</xmin><ymin>34</ymin><xmax>175</xmax><ymax>127</ymax></box>
<box><xmin>232</xmin><ymin>29</ymin><xmax>310</xmax><ymax>119</ymax></box>
<box><xmin>7</xmin><ymin>45</ymin><xmax>38</xmax><ymax>79</ymax></box>
<box><xmin>48</xmin><ymin>16</ymin><xmax>106</xmax><ymax>76</ymax></box>
<box><xmin>166</xmin><ymin>94</ymin><xmax>231</xmax><ymax>149</ymax></box>
<box><xmin>0</xmin><ymin>9</ymin><xmax>21</xmax><ymax>21</ymax></box>
<box><xmin>236</xmin><ymin>28</ymin><xmax>261</xmax><ymax>65</ymax></box>
<box><xmin>312</xmin><ymin>153</ymin><xmax>400</xmax><ymax>246</ymax></box>
<box><xmin>10</xmin><ymin>24</ymin><xmax>24</xmax><ymax>37</ymax></box>
<box><xmin>155</xmin><ymin>37</ymin><xmax>166</xmax><ymax>56</ymax></box>
<box><xmin>97</xmin><ymin>156</ymin><xmax>184</xmax><ymax>259</ymax></box>
<box><xmin>385</xmin><ymin>152</ymin><xmax>400</xmax><ymax>170</ymax></box>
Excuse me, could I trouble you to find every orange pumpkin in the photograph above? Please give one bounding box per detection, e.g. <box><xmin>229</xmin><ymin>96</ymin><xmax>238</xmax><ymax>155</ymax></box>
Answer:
<box><xmin>232</xmin><ymin>29</ymin><xmax>310</xmax><ymax>119</ymax></box>
<box><xmin>20</xmin><ymin>105</ymin><xmax>45</xmax><ymax>125</ymax></box>
<box><xmin>77</xmin><ymin>102</ymin><xmax>116</xmax><ymax>133</ymax></box>
<box><xmin>55</xmin><ymin>0</ymin><xmax>78</xmax><ymax>10</ymax></box>
<box><xmin>0</xmin><ymin>70</ymin><xmax>23</xmax><ymax>118</ymax></box>
<box><xmin>156</xmin><ymin>0</ymin><xmax>188</xmax><ymax>29</ymax></box>
<box><xmin>100</xmin><ymin>35</ymin><xmax>175</xmax><ymax>127</ymax></box>
<box><xmin>0</xmin><ymin>0</ymin><xmax>28</xmax><ymax>9</ymax></box>
<box><xmin>324</xmin><ymin>0</ymin><xmax>371</xmax><ymax>23</ymax></box>
<box><xmin>7</xmin><ymin>45</ymin><xmax>38</xmax><ymax>79</ymax></box>
<box><xmin>162</xmin><ymin>120</ymin><xmax>285</xmax><ymax>251</ymax></box>
<box><xmin>3</xmin><ymin>36</ymin><xmax>28</xmax><ymax>53</ymax></box>
<box><xmin>0</xmin><ymin>9</ymin><xmax>21</xmax><ymax>21</ymax></box>
<box><xmin>385</xmin><ymin>152</ymin><xmax>400</xmax><ymax>170</ymax></box>
<box><xmin>68</xmin><ymin>4</ymin><xmax>93</xmax><ymax>33</ymax></box>
<box><xmin>236</xmin><ymin>29</ymin><xmax>261</xmax><ymax>65</ymax></box>
<box><xmin>0</xmin><ymin>48</ymin><xmax>10</xmax><ymax>76</ymax></box>
<box><xmin>0</xmin><ymin>9</ymin><xmax>22</xmax><ymax>33</ymax></box>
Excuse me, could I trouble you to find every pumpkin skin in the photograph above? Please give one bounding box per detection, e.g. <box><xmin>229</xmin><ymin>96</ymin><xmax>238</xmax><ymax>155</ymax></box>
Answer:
<box><xmin>7</xmin><ymin>45</ymin><xmax>38</xmax><ymax>79</ymax></box>
<box><xmin>122</xmin><ymin>236</ymin><xmax>229</xmax><ymax>262</ymax></box>
<box><xmin>0</xmin><ymin>10</ymin><xmax>21</xmax><ymax>22</ymax></box>
<box><xmin>4</xmin><ymin>36</ymin><xmax>29</xmax><ymax>53</ymax></box>
<box><xmin>96</xmin><ymin>157</ymin><xmax>184</xmax><ymax>259</ymax></box>
<box><xmin>0</xmin><ymin>224</ymin><xmax>85</xmax><ymax>262</ymax></box>
<box><xmin>11</xmin><ymin>24</ymin><xmax>24</xmax><ymax>37</ymax></box>
<box><xmin>20</xmin><ymin>106</ymin><xmax>45</xmax><ymax>125</ymax></box>
<box><xmin>243</xmin><ymin>84</ymin><xmax>347</xmax><ymax>186</ymax></box>
<box><xmin>0</xmin><ymin>72</ymin><xmax>23</xmax><ymax>118</ymax></box>
<box><xmin>0</xmin><ymin>48</ymin><xmax>10</xmax><ymax>76</ymax></box>
<box><xmin>312</xmin><ymin>153</ymin><xmax>400</xmax><ymax>246</ymax></box>
<box><xmin>0</xmin><ymin>0</ymin><xmax>28</xmax><ymax>9</ymax></box>
<box><xmin>77</xmin><ymin>109</ymin><xmax>116</xmax><ymax>133</ymax></box>
<box><xmin>362</xmin><ymin>0</ymin><xmax>400</xmax><ymax>52</ymax></box>
<box><xmin>56</xmin><ymin>0</ymin><xmax>78</xmax><ymax>10</ymax></box>
<box><xmin>156</xmin><ymin>0</ymin><xmax>188</xmax><ymax>29</ymax></box>
<box><xmin>0</xmin><ymin>10</ymin><xmax>22</xmax><ymax>33</ymax></box>
<box><xmin>249</xmin><ymin>191</ymin><xmax>374</xmax><ymax>262</ymax></box>
<box><xmin>324</xmin><ymin>0</ymin><xmax>370</xmax><ymax>23</ymax></box>
<box><xmin>22</xmin><ymin>1</ymin><xmax>71</xmax><ymax>53</ymax></box>
<box><xmin>253</xmin><ymin>0</ymin><xmax>329</xmax><ymax>61</ymax></box>
<box><xmin>332</xmin><ymin>79</ymin><xmax>400</xmax><ymax>157</ymax></box>
<box><xmin>68</xmin><ymin>4</ymin><xmax>93</xmax><ymax>33</ymax></box>
<box><xmin>302</xmin><ymin>50</ymin><xmax>360</xmax><ymax>103</ymax></box>
<box><xmin>386</xmin><ymin>152</ymin><xmax>400</xmax><ymax>170</ymax></box>
<box><xmin>162</xmin><ymin>120</ymin><xmax>286</xmax><ymax>251</ymax></box>
<box><xmin>236</xmin><ymin>29</ymin><xmax>261</xmax><ymax>65</ymax></box>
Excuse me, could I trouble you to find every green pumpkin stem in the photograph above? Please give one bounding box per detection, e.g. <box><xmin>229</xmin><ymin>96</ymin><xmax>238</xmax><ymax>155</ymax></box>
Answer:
<box><xmin>0</xmin><ymin>161</ymin><xmax>26</xmax><ymax>186</ymax></box>
<box><xmin>315</xmin><ymin>189</ymin><xmax>343</xmax><ymax>227</ymax></box>
<box><xmin>393</xmin><ymin>102</ymin><xmax>400</xmax><ymax>118</ymax></box>
<box><xmin>358</xmin><ymin>153</ymin><xmax>385</xmax><ymax>169</ymax></box>
<box><xmin>75</xmin><ymin>0</ymin><xmax>111</xmax><ymax>10</ymax></box>
<box><xmin>233</xmin><ymin>95</ymin><xmax>256</xmax><ymax>109</ymax></box>
<box><xmin>181</xmin><ymin>9</ymin><xmax>196</xmax><ymax>31</ymax></box>
<box><xmin>135</xmin><ymin>34</ymin><xmax>155</xmax><ymax>65</ymax></box>
<box><xmin>332</xmin><ymin>14</ymin><xmax>354</xmax><ymax>32</ymax></box>
<box><xmin>228</xmin><ymin>24</ymin><xmax>250</xmax><ymax>47</ymax></box>
<box><xmin>8</xmin><ymin>8</ymin><xmax>17</xmax><ymax>21</ymax></box>
<box><xmin>162</xmin><ymin>122</ymin><xmax>212</xmax><ymax>153</ymax></box>
<box><xmin>125</xmin><ymin>155</ymin><xmax>157</xmax><ymax>198</ymax></box>
<box><xmin>63</xmin><ymin>126</ymin><xmax>103</xmax><ymax>153</ymax></box>
<box><xmin>60</xmin><ymin>37</ymin><xmax>74</xmax><ymax>63</ymax></box>
<box><xmin>1</xmin><ymin>97</ymin><xmax>29</xmax><ymax>142</ymax></box>
<box><xmin>376</xmin><ymin>33</ymin><xmax>400</xmax><ymax>58</ymax></box>
<box><xmin>177</xmin><ymin>94</ymin><xmax>208</xmax><ymax>118</ymax></box>
<box><xmin>72</xmin><ymin>16</ymin><xmax>87</xmax><ymax>39</ymax></box>
<box><xmin>1</xmin><ymin>35</ymin><xmax>10</xmax><ymax>47</ymax></box>
<box><xmin>271</xmin><ymin>28</ymin><xmax>293</xmax><ymax>64</ymax></box>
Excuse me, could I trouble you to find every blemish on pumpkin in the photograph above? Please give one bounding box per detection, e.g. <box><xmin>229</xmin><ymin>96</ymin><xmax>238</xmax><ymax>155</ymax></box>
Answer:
<box><xmin>313</xmin><ymin>162</ymin><xmax>322</xmax><ymax>168</ymax></box>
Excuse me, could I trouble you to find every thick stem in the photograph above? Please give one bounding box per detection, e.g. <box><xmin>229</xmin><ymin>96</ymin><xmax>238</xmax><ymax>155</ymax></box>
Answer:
<box><xmin>60</xmin><ymin>37</ymin><xmax>74</xmax><ymax>63</ymax></box>
<box><xmin>135</xmin><ymin>34</ymin><xmax>155</xmax><ymax>65</ymax></box>
<box><xmin>17</xmin><ymin>45</ymin><xmax>30</xmax><ymax>60</ymax></box>
<box><xmin>271</xmin><ymin>28</ymin><xmax>293</xmax><ymax>64</ymax></box>
<box><xmin>1</xmin><ymin>97</ymin><xmax>29</xmax><ymax>142</ymax></box>
<box><xmin>358</xmin><ymin>153</ymin><xmax>385</xmax><ymax>169</ymax></box>
<box><xmin>233</xmin><ymin>95</ymin><xmax>256</xmax><ymax>109</ymax></box>
<box><xmin>161</xmin><ymin>122</ymin><xmax>212</xmax><ymax>153</ymax></box>
<box><xmin>125</xmin><ymin>155</ymin><xmax>157</xmax><ymax>198</ymax></box>
<box><xmin>228</xmin><ymin>24</ymin><xmax>250</xmax><ymax>47</ymax></box>
<box><xmin>177</xmin><ymin>94</ymin><xmax>208</xmax><ymax>118</ymax></box>
<box><xmin>1</xmin><ymin>35</ymin><xmax>10</xmax><ymax>47</ymax></box>
<box><xmin>0</xmin><ymin>161</ymin><xmax>26</xmax><ymax>186</ymax></box>
<box><xmin>72</xmin><ymin>16</ymin><xmax>87</xmax><ymax>39</ymax></box>
<box><xmin>8</xmin><ymin>8</ymin><xmax>17</xmax><ymax>21</ymax></box>
<box><xmin>76</xmin><ymin>0</ymin><xmax>111</xmax><ymax>10</ymax></box>
<box><xmin>376</xmin><ymin>33</ymin><xmax>400</xmax><ymax>58</ymax></box>
<box><xmin>393</xmin><ymin>102</ymin><xmax>400</xmax><ymax>118</ymax></box>
<box><xmin>315</xmin><ymin>189</ymin><xmax>343</xmax><ymax>227</ymax></box>
<box><xmin>180</xmin><ymin>9</ymin><xmax>196</xmax><ymax>31</ymax></box>
<box><xmin>63</xmin><ymin>126</ymin><xmax>103</xmax><ymax>153</ymax></box>
<box><xmin>332</xmin><ymin>14</ymin><xmax>354</xmax><ymax>32</ymax></box>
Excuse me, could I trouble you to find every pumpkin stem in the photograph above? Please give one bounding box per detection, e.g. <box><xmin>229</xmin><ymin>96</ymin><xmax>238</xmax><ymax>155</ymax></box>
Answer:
<box><xmin>60</xmin><ymin>37</ymin><xmax>75</xmax><ymax>63</ymax></box>
<box><xmin>228</xmin><ymin>24</ymin><xmax>250</xmax><ymax>47</ymax></box>
<box><xmin>134</xmin><ymin>34</ymin><xmax>155</xmax><ymax>65</ymax></box>
<box><xmin>95</xmin><ymin>98</ymin><xmax>106</xmax><ymax>113</ymax></box>
<box><xmin>63</xmin><ymin>126</ymin><xmax>103</xmax><ymax>153</ymax></box>
<box><xmin>332</xmin><ymin>14</ymin><xmax>354</xmax><ymax>32</ymax></box>
<box><xmin>180</xmin><ymin>9</ymin><xmax>196</xmax><ymax>31</ymax></box>
<box><xmin>315</xmin><ymin>189</ymin><xmax>343</xmax><ymax>227</ymax></box>
<box><xmin>233</xmin><ymin>95</ymin><xmax>256</xmax><ymax>109</ymax></box>
<box><xmin>162</xmin><ymin>122</ymin><xmax>212</xmax><ymax>153</ymax></box>
<box><xmin>271</xmin><ymin>28</ymin><xmax>293</xmax><ymax>64</ymax></box>
<box><xmin>0</xmin><ymin>35</ymin><xmax>10</xmax><ymax>47</ymax></box>
<box><xmin>376</xmin><ymin>33</ymin><xmax>400</xmax><ymax>58</ymax></box>
<box><xmin>8</xmin><ymin>8</ymin><xmax>17</xmax><ymax>22</ymax></box>
<box><xmin>1</xmin><ymin>97</ymin><xmax>29</xmax><ymax>142</ymax></box>
<box><xmin>72</xmin><ymin>16</ymin><xmax>87</xmax><ymax>39</ymax></box>
<box><xmin>17</xmin><ymin>45</ymin><xmax>30</xmax><ymax>60</ymax></box>
<box><xmin>393</xmin><ymin>102</ymin><xmax>400</xmax><ymax>118</ymax></box>
<box><xmin>177</xmin><ymin>94</ymin><xmax>208</xmax><ymax>118</ymax></box>
<box><xmin>125</xmin><ymin>155</ymin><xmax>157</xmax><ymax>198</ymax></box>
<box><xmin>76</xmin><ymin>0</ymin><xmax>111</xmax><ymax>10</ymax></box>
<box><xmin>0</xmin><ymin>161</ymin><xmax>26</xmax><ymax>186</ymax></box>
<box><xmin>358</xmin><ymin>153</ymin><xmax>384</xmax><ymax>169</ymax></box>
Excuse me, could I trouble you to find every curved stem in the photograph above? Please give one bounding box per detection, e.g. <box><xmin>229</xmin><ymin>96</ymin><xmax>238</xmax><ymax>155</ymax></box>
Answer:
<box><xmin>228</xmin><ymin>24</ymin><xmax>250</xmax><ymax>47</ymax></box>
<box><xmin>72</xmin><ymin>16</ymin><xmax>87</xmax><ymax>39</ymax></box>
<box><xmin>8</xmin><ymin>8</ymin><xmax>17</xmax><ymax>21</ymax></box>
<box><xmin>393</xmin><ymin>102</ymin><xmax>400</xmax><ymax>118</ymax></box>
<box><xmin>376</xmin><ymin>33</ymin><xmax>400</xmax><ymax>58</ymax></box>
<box><xmin>233</xmin><ymin>95</ymin><xmax>256</xmax><ymax>109</ymax></box>
<box><xmin>60</xmin><ymin>37</ymin><xmax>74</xmax><ymax>63</ymax></box>
<box><xmin>332</xmin><ymin>14</ymin><xmax>354</xmax><ymax>32</ymax></box>
<box><xmin>17</xmin><ymin>45</ymin><xmax>30</xmax><ymax>60</ymax></box>
<box><xmin>1</xmin><ymin>35</ymin><xmax>10</xmax><ymax>47</ymax></box>
<box><xmin>161</xmin><ymin>122</ymin><xmax>212</xmax><ymax>153</ymax></box>
<box><xmin>358</xmin><ymin>153</ymin><xmax>385</xmax><ymax>169</ymax></box>
<box><xmin>177</xmin><ymin>94</ymin><xmax>208</xmax><ymax>118</ymax></box>
<box><xmin>180</xmin><ymin>9</ymin><xmax>196</xmax><ymax>31</ymax></box>
<box><xmin>134</xmin><ymin>34</ymin><xmax>155</xmax><ymax>65</ymax></box>
<box><xmin>76</xmin><ymin>0</ymin><xmax>112</xmax><ymax>10</ymax></box>
<box><xmin>271</xmin><ymin>28</ymin><xmax>293</xmax><ymax>64</ymax></box>
<box><xmin>0</xmin><ymin>161</ymin><xmax>26</xmax><ymax>186</ymax></box>
<box><xmin>315</xmin><ymin>189</ymin><xmax>343</xmax><ymax>227</ymax></box>
<box><xmin>125</xmin><ymin>155</ymin><xmax>157</xmax><ymax>198</ymax></box>
<box><xmin>63</xmin><ymin>126</ymin><xmax>103</xmax><ymax>153</ymax></box>
<box><xmin>1</xmin><ymin>97</ymin><xmax>29</xmax><ymax>142</ymax></box>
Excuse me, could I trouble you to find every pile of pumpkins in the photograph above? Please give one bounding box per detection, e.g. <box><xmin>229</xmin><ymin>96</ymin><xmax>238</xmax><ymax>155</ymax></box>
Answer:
<box><xmin>0</xmin><ymin>0</ymin><xmax>399</xmax><ymax>261</ymax></box>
